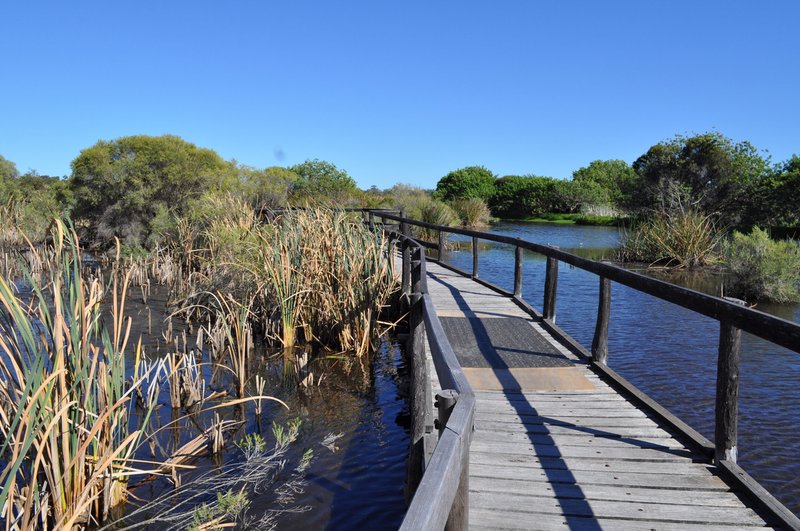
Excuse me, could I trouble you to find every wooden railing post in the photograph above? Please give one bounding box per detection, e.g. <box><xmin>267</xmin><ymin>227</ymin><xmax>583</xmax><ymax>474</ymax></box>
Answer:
<box><xmin>513</xmin><ymin>246</ymin><xmax>523</xmax><ymax>298</ymax></box>
<box><xmin>434</xmin><ymin>390</ymin><xmax>467</xmax><ymax>531</ymax></box>
<box><xmin>368</xmin><ymin>211</ymin><xmax>375</xmax><ymax>231</ymax></box>
<box><xmin>405</xmin><ymin>246</ymin><xmax>428</xmax><ymax>500</ymax></box>
<box><xmin>471</xmin><ymin>236</ymin><xmax>479</xmax><ymax>279</ymax></box>
<box><xmin>401</xmin><ymin>220</ymin><xmax>411</xmax><ymax>298</ymax></box>
<box><xmin>543</xmin><ymin>256</ymin><xmax>558</xmax><ymax>322</ymax></box>
<box><xmin>438</xmin><ymin>229</ymin><xmax>445</xmax><ymax>261</ymax></box>
<box><xmin>715</xmin><ymin>298</ymin><xmax>745</xmax><ymax>464</ymax></box>
<box><xmin>591</xmin><ymin>277</ymin><xmax>611</xmax><ymax>365</ymax></box>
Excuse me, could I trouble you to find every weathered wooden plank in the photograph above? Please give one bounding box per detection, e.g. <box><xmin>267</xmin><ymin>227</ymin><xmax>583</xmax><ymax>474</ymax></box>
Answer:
<box><xmin>469</xmin><ymin>491</ymin><xmax>766</xmax><ymax>526</ymax></box>
<box><xmin>470</xmin><ymin>439</ymin><xmax>697</xmax><ymax>461</ymax></box>
<box><xmin>479</xmin><ymin>400</ymin><xmax>639</xmax><ymax>411</ymax></box>
<box><xmin>475</xmin><ymin>392</ymin><xmax>626</xmax><ymax>402</ymax></box>
<box><xmin>470</xmin><ymin>508</ymin><xmax>769</xmax><ymax>531</ymax></box>
<box><xmin>474</xmin><ymin>421</ymin><xmax>674</xmax><ymax>439</ymax></box>
<box><xmin>469</xmin><ymin>451</ymin><xmax>717</xmax><ymax>476</ymax></box>
<box><xmin>476</xmin><ymin>403</ymin><xmax>651</xmax><ymax>418</ymax></box>
<box><xmin>470</xmin><ymin>476</ymin><xmax>748</xmax><ymax>507</ymax></box>
<box><xmin>473</xmin><ymin>429</ymin><xmax>685</xmax><ymax>449</ymax></box>
<box><xmin>470</xmin><ymin>462</ymin><xmax>730</xmax><ymax>490</ymax></box>
<box><xmin>474</xmin><ymin>412</ymin><xmax>665</xmax><ymax>428</ymax></box>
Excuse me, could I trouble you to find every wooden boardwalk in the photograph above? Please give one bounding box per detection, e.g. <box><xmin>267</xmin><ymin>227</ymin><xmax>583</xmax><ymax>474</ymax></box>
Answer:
<box><xmin>423</xmin><ymin>262</ymin><xmax>775</xmax><ymax>530</ymax></box>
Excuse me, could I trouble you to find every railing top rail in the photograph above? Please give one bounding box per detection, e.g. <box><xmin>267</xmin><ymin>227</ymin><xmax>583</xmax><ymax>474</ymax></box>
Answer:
<box><xmin>372</xmin><ymin>211</ymin><xmax>800</xmax><ymax>354</ymax></box>
<box><xmin>388</xmin><ymin>228</ymin><xmax>474</xmax><ymax>531</ymax></box>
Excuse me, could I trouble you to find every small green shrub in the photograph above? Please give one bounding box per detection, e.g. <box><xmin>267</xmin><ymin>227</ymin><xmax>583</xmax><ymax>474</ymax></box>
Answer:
<box><xmin>724</xmin><ymin>227</ymin><xmax>800</xmax><ymax>303</ymax></box>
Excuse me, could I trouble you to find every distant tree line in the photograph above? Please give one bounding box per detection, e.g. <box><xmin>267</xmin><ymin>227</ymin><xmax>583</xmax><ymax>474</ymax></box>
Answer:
<box><xmin>432</xmin><ymin>132</ymin><xmax>799</xmax><ymax>231</ymax></box>
<box><xmin>1</xmin><ymin>131</ymin><xmax>797</xmax><ymax>251</ymax></box>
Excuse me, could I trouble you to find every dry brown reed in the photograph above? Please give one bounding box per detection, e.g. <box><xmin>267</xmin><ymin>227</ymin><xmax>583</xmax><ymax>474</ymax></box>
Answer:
<box><xmin>0</xmin><ymin>221</ymin><xmax>161</xmax><ymax>528</ymax></box>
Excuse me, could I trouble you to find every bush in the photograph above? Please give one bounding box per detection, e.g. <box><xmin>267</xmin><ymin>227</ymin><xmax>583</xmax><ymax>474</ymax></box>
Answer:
<box><xmin>724</xmin><ymin>227</ymin><xmax>800</xmax><ymax>303</ymax></box>
<box><xmin>434</xmin><ymin>166</ymin><xmax>496</xmax><ymax>202</ymax></box>
<box><xmin>69</xmin><ymin>135</ymin><xmax>237</xmax><ymax>248</ymax></box>
<box><xmin>619</xmin><ymin>209</ymin><xmax>722</xmax><ymax>268</ymax></box>
<box><xmin>288</xmin><ymin>159</ymin><xmax>358</xmax><ymax>203</ymax></box>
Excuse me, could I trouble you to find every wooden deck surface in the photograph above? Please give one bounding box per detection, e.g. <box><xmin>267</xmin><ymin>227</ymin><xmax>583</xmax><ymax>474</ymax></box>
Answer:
<box><xmin>423</xmin><ymin>262</ymin><xmax>774</xmax><ymax>530</ymax></box>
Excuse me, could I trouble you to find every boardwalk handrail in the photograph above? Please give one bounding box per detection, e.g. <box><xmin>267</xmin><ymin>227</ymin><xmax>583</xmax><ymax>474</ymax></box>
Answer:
<box><xmin>386</xmin><ymin>223</ymin><xmax>476</xmax><ymax>531</ymax></box>
<box><xmin>373</xmin><ymin>213</ymin><xmax>800</xmax><ymax>351</ymax></box>
<box><xmin>372</xmin><ymin>210</ymin><xmax>800</xmax><ymax>530</ymax></box>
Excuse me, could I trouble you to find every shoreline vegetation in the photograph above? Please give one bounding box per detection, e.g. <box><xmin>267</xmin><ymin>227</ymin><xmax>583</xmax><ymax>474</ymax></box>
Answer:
<box><xmin>498</xmin><ymin>212</ymin><xmax>624</xmax><ymax>226</ymax></box>
<box><xmin>0</xmin><ymin>208</ymin><xmax>398</xmax><ymax>529</ymax></box>
<box><xmin>0</xmin><ymin>128</ymin><xmax>798</xmax><ymax>526</ymax></box>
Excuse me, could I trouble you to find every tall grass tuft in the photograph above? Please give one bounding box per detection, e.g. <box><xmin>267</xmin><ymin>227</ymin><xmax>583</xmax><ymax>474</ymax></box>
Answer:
<box><xmin>255</xmin><ymin>210</ymin><xmax>397</xmax><ymax>355</ymax></box>
<box><xmin>0</xmin><ymin>220</ymin><xmax>160</xmax><ymax>528</ymax></box>
<box><xmin>451</xmin><ymin>197</ymin><xmax>492</xmax><ymax>229</ymax></box>
<box><xmin>619</xmin><ymin>209</ymin><xmax>723</xmax><ymax>268</ymax></box>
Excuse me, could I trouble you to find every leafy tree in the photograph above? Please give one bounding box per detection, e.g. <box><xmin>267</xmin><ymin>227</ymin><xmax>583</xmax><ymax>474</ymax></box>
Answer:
<box><xmin>572</xmin><ymin>159</ymin><xmax>636</xmax><ymax>208</ymax></box>
<box><xmin>490</xmin><ymin>175</ymin><xmax>532</xmax><ymax>218</ymax></box>
<box><xmin>69</xmin><ymin>135</ymin><xmax>236</xmax><ymax>247</ymax></box>
<box><xmin>491</xmin><ymin>175</ymin><xmax>602</xmax><ymax>218</ymax></box>
<box><xmin>288</xmin><ymin>159</ymin><xmax>357</xmax><ymax>201</ymax></box>
<box><xmin>632</xmin><ymin>132</ymin><xmax>770</xmax><ymax>223</ymax></box>
<box><xmin>555</xmin><ymin>178</ymin><xmax>610</xmax><ymax>214</ymax></box>
<box><xmin>433</xmin><ymin>166</ymin><xmax>496</xmax><ymax>202</ymax></box>
<box><xmin>749</xmin><ymin>155</ymin><xmax>800</xmax><ymax>228</ymax></box>
<box><xmin>240</xmin><ymin>165</ymin><xmax>299</xmax><ymax>209</ymax></box>
<box><xmin>0</xmin><ymin>154</ymin><xmax>20</xmax><ymax>201</ymax></box>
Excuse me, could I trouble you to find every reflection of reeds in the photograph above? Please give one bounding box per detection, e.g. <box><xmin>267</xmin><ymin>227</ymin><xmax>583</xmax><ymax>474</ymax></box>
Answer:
<box><xmin>0</xmin><ymin>221</ymin><xmax>160</xmax><ymax>528</ymax></box>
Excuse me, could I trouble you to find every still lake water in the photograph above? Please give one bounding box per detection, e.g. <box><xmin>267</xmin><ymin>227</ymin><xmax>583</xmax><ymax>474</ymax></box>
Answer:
<box><xmin>445</xmin><ymin>221</ymin><xmax>800</xmax><ymax>517</ymax></box>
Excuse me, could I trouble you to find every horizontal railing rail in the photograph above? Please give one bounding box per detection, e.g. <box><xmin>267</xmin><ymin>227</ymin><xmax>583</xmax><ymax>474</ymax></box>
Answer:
<box><xmin>372</xmin><ymin>210</ymin><xmax>800</xmax><ymax>530</ymax></box>
<box><xmin>372</xmin><ymin>212</ymin><xmax>800</xmax><ymax>351</ymax></box>
<box><xmin>378</xmin><ymin>222</ymin><xmax>475</xmax><ymax>531</ymax></box>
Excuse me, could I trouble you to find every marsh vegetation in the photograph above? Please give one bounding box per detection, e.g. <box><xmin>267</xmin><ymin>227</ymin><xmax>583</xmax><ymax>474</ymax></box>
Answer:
<box><xmin>0</xmin><ymin>206</ymin><xmax>398</xmax><ymax>529</ymax></box>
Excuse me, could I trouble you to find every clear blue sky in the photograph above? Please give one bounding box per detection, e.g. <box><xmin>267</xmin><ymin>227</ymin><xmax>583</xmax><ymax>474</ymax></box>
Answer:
<box><xmin>1</xmin><ymin>1</ymin><xmax>798</xmax><ymax>189</ymax></box>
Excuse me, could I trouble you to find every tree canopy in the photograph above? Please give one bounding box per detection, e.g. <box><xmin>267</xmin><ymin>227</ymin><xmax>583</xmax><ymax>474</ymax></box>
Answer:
<box><xmin>69</xmin><ymin>135</ymin><xmax>236</xmax><ymax>247</ymax></box>
<box><xmin>434</xmin><ymin>166</ymin><xmax>496</xmax><ymax>202</ymax></box>
<box><xmin>288</xmin><ymin>159</ymin><xmax>357</xmax><ymax>201</ymax></box>
<box><xmin>632</xmin><ymin>132</ymin><xmax>770</xmax><ymax>222</ymax></box>
<box><xmin>0</xmin><ymin>155</ymin><xmax>20</xmax><ymax>201</ymax></box>
<box><xmin>572</xmin><ymin>159</ymin><xmax>636</xmax><ymax>208</ymax></box>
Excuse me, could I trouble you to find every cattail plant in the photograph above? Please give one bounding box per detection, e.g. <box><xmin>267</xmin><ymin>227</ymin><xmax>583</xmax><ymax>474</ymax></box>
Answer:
<box><xmin>0</xmin><ymin>220</ymin><xmax>160</xmax><ymax>528</ymax></box>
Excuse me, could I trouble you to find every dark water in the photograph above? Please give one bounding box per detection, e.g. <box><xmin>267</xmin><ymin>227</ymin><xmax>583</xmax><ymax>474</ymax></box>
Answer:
<box><xmin>445</xmin><ymin>221</ymin><xmax>800</xmax><ymax>516</ymax></box>
<box><xmin>265</xmin><ymin>341</ymin><xmax>410</xmax><ymax>530</ymax></box>
<box><xmin>106</xmin><ymin>335</ymin><xmax>410</xmax><ymax>530</ymax></box>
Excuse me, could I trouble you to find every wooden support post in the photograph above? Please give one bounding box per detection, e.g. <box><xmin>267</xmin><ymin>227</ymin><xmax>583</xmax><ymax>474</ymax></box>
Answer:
<box><xmin>368</xmin><ymin>211</ymin><xmax>375</xmax><ymax>231</ymax></box>
<box><xmin>401</xmin><ymin>221</ymin><xmax>411</xmax><ymax>298</ymax></box>
<box><xmin>434</xmin><ymin>389</ymin><xmax>458</xmax><ymax>436</ymax></box>
<box><xmin>472</xmin><ymin>236</ymin><xmax>479</xmax><ymax>279</ymax></box>
<box><xmin>405</xmin><ymin>247</ymin><xmax>428</xmax><ymax>502</ymax></box>
<box><xmin>543</xmin><ymin>256</ymin><xmax>558</xmax><ymax>322</ymax></box>
<box><xmin>591</xmin><ymin>277</ymin><xmax>611</xmax><ymax>365</ymax></box>
<box><xmin>715</xmin><ymin>298</ymin><xmax>745</xmax><ymax>464</ymax></box>
<box><xmin>435</xmin><ymin>390</ymin><xmax>467</xmax><ymax>531</ymax></box>
<box><xmin>513</xmin><ymin>246</ymin><xmax>523</xmax><ymax>298</ymax></box>
<box><xmin>438</xmin><ymin>229</ymin><xmax>445</xmax><ymax>261</ymax></box>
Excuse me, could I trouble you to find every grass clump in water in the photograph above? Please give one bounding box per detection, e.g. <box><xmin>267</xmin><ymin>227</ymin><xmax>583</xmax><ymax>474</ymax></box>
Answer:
<box><xmin>450</xmin><ymin>198</ymin><xmax>491</xmax><ymax>229</ymax></box>
<box><xmin>619</xmin><ymin>209</ymin><xmax>723</xmax><ymax>268</ymax></box>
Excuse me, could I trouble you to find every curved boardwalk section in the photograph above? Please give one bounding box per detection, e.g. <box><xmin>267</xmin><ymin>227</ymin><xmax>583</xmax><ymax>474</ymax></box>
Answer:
<box><xmin>424</xmin><ymin>262</ymin><xmax>774</xmax><ymax>530</ymax></box>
